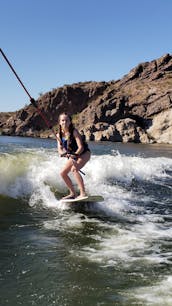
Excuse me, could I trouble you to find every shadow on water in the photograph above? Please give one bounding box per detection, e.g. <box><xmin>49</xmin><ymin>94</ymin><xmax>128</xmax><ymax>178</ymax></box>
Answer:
<box><xmin>0</xmin><ymin>195</ymin><xmax>27</xmax><ymax>229</ymax></box>
<box><xmin>129</xmin><ymin>178</ymin><xmax>172</xmax><ymax>211</ymax></box>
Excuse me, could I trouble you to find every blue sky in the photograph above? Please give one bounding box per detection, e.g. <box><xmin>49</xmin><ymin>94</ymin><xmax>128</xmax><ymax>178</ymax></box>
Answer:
<box><xmin>0</xmin><ymin>0</ymin><xmax>172</xmax><ymax>112</ymax></box>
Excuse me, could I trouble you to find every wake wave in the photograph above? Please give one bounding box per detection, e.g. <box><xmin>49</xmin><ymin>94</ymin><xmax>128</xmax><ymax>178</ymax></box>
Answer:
<box><xmin>0</xmin><ymin>150</ymin><xmax>172</xmax><ymax>209</ymax></box>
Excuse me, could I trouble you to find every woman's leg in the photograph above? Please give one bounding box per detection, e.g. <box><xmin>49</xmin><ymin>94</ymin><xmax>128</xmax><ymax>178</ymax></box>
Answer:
<box><xmin>71</xmin><ymin>151</ymin><xmax>91</xmax><ymax>197</ymax></box>
<box><xmin>72</xmin><ymin>171</ymin><xmax>85</xmax><ymax>197</ymax></box>
<box><xmin>60</xmin><ymin>159</ymin><xmax>76</xmax><ymax>198</ymax></box>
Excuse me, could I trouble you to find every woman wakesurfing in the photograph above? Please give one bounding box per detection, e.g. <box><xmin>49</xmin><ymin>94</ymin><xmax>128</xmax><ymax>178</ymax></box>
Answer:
<box><xmin>57</xmin><ymin>112</ymin><xmax>91</xmax><ymax>200</ymax></box>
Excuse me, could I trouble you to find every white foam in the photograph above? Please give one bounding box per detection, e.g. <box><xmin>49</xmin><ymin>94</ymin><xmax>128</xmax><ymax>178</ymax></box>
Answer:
<box><xmin>43</xmin><ymin>213</ymin><xmax>91</xmax><ymax>233</ymax></box>
<box><xmin>87</xmin><ymin>154</ymin><xmax>172</xmax><ymax>184</ymax></box>
<box><xmin>131</xmin><ymin>276</ymin><xmax>172</xmax><ymax>305</ymax></box>
<box><xmin>0</xmin><ymin>150</ymin><xmax>172</xmax><ymax>212</ymax></box>
<box><xmin>66</xmin><ymin>218</ymin><xmax>172</xmax><ymax>268</ymax></box>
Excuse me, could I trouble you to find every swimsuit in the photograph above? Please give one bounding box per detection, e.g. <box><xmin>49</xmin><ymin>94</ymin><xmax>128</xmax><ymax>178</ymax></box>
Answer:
<box><xmin>61</xmin><ymin>133</ymin><xmax>90</xmax><ymax>155</ymax></box>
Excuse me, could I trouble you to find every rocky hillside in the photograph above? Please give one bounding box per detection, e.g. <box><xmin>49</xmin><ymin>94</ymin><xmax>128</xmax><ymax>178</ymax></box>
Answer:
<box><xmin>0</xmin><ymin>53</ymin><xmax>172</xmax><ymax>144</ymax></box>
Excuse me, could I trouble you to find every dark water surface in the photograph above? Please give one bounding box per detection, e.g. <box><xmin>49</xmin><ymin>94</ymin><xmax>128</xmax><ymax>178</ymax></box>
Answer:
<box><xmin>0</xmin><ymin>136</ymin><xmax>172</xmax><ymax>305</ymax></box>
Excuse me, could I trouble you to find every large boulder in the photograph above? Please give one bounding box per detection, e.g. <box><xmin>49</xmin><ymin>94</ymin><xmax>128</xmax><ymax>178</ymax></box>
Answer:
<box><xmin>147</xmin><ymin>109</ymin><xmax>172</xmax><ymax>144</ymax></box>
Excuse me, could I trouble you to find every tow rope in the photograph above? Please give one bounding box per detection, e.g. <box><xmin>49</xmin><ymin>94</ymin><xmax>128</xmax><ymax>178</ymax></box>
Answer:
<box><xmin>0</xmin><ymin>48</ymin><xmax>85</xmax><ymax>175</ymax></box>
<box><xmin>0</xmin><ymin>48</ymin><xmax>56</xmax><ymax>138</ymax></box>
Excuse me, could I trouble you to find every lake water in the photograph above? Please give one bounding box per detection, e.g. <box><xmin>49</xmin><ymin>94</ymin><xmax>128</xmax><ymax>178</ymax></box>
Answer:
<box><xmin>0</xmin><ymin>136</ymin><xmax>172</xmax><ymax>306</ymax></box>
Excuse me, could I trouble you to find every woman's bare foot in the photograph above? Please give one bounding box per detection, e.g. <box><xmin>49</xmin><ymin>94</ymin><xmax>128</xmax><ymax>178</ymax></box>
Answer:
<box><xmin>76</xmin><ymin>194</ymin><xmax>88</xmax><ymax>200</ymax></box>
<box><xmin>62</xmin><ymin>193</ymin><xmax>75</xmax><ymax>200</ymax></box>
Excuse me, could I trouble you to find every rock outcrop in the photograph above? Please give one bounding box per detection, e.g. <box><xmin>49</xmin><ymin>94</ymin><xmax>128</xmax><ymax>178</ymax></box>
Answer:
<box><xmin>0</xmin><ymin>53</ymin><xmax>172</xmax><ymax>144</ymax></box>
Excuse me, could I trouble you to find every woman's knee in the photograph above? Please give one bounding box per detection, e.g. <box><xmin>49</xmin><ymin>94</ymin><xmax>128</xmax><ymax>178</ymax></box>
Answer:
<box><xmin>71</xmin><ymin>165</ymin><xmax>78</xmax><ymax>173</ymax></box>
<box><xmin>60</xmin><ymin>169</ymin><xmax>69</xmax><ymax>178</ymax></box>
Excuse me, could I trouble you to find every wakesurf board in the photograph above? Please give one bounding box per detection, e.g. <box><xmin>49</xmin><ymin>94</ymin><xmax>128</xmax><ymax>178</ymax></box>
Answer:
<box><xmin>60</xmin><ymin>195</ymin><xmax>104</xmax><ymax>204</ymax></box>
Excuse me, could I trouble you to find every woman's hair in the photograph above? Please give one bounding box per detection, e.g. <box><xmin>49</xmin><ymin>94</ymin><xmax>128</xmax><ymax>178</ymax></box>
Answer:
<box><xmin>58</xmin><ymin>113</ymin><xmax>75</xmax><ymax>151</ymax></box>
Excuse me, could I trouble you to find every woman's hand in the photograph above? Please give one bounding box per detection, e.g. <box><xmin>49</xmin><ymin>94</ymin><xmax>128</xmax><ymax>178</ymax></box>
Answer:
<box><xmin>67</xmin><ymin>154</ymin><xmax>78</xmax><ymax>160</ymax></box>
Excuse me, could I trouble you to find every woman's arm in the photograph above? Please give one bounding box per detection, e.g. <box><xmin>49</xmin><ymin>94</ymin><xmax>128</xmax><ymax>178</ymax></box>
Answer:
<box><xmin>56</xmin><ymin>133</ymin><xmax>66</xmax><ymax>156</ymax></box>
<box><xmin>73</xmin><ymin>129</ymin><xmax>84</xmax><ymax>156</ymax></box>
